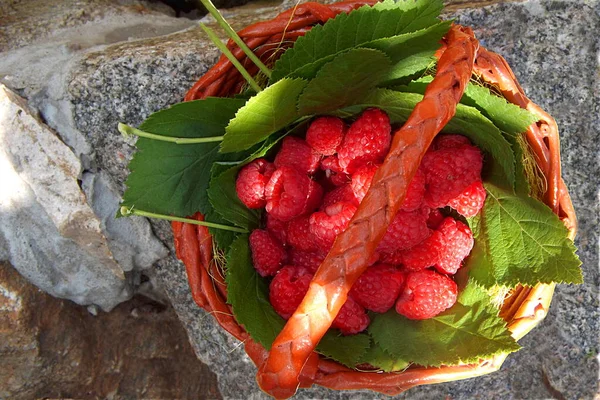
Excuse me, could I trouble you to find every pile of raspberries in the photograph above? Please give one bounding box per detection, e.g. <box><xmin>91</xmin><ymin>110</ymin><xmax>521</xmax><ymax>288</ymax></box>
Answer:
<box><xmin>235</xmin><ymin>109</ymin><xmax>485</xmax><ymax>335</ymax></box>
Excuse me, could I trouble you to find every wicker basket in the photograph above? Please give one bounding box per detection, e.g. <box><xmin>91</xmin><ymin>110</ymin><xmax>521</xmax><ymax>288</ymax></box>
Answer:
<box><xmin>172</xmin><ymin>1</ymin><xmax>577</xmax><ymax>396</ymax></box>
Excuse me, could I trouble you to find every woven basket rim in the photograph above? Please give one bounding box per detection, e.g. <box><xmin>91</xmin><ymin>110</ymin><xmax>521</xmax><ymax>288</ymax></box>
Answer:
<box><xmin>173</xmin><ymin>1</ymin><xmax>577</xmax><ymax>395</ymax></box>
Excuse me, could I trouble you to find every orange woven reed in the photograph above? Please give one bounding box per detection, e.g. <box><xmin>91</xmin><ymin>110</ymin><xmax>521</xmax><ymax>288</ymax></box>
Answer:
<box><xmin>172</xmin><ymin>1</ymin><xmax>577</xmax><ymax>396</ymax></box>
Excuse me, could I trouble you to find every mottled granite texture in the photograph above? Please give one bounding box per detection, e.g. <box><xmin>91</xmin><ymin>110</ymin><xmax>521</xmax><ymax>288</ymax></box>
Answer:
<box><xmin>152</xmin><ymin>1</ymin><xmax>600</xmax><ymax>399</ymax></box>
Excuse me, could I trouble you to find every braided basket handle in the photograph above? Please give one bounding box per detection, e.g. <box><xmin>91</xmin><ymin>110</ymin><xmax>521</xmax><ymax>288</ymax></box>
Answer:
<box><xmin>173</xmin><ymin>2</ymin><xmax>577</xmax><ymax>397</ymax></box>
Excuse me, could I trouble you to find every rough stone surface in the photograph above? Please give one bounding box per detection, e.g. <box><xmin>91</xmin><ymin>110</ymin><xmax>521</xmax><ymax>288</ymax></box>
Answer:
<box><xmin>0</xmin><ymin>84</ymin><xmax>154</xmax><ymax>311</ymax></box>
<box><xmin>0</xmin><ymin>261</ymin><xmax>221</xmax><ymax>399</ymax></box>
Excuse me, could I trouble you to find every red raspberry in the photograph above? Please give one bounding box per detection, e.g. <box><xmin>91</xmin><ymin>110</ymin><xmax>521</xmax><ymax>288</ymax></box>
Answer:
<box><xmin>287</xmin><ymin>215</ymin><xmax>319</xmax><ymax>252</ymax></box>
<box><xmin>401</xmin><ymin>168</ymin><xmax>426</xmax><ymax>211</ymax></box>
<box><xmin>332</xmin><ymin>297</ymin><xmax>370</xmax><ymax>335</ymax></box>
<box><xmin>338</xmin><ymin>109</ymin><xmax>391</xmax><ymax>174</ymax></box>
<box><xmin>303</xmin><ymin>179</ymin><xmax>324</xmax><ymax>214</ymax></box>
<box><xmin>265</xmin><ymin>166</ymin><xmax>311</xmax><ymax>221</ymax></box>
<box><xmin>249</xmin><ymin>229</ymin><xmax>287</xmax><ymax>277</ymax></box>
<box><xmin>288</xmin><ymin>248</ymin><xmax>325</xmax><ymax>273</ymax></box>
<box><xmin>350</xmin><ymin>163</ymin><xmax>379</xmax><ymax>203</ymax></box>
<box><xmin>393</xmin><ymin>232</ymin><xmax>442</xmax><ymax>271</ymax></box>
<box><xmin>422</xmin><ymin>144</ymin><xmax>483</xmax><ymax>208</ymax></box>
<box><xmin>349</xmin><ymin>264</ymin><xmax>404</xmax><ymax>313</ymax></box>
<box><xmin>306</xmin><ymin>116</ymin><xmax>345</xmax><ymax>155</ymax></box>
<box><xmin>434</xmin><ymin>217</ymin><xmax>474</xmax><ymax>275</ymax></box>
<box><xmin>322</xmin><ymin>184</ymin><xmax>358</xmax><ymax>209</ymax></box>
<box><xmin>377</xmin><ymin>210</ymin><xmax>431</xmax><ymax>255</ymax></box>
<box><xmin>309</xmin><ymin>201</ymin><xmax>357</xmax><ymax>251</ymax></box>
<box><xmin>447</xmin><ymin>180</ymin><xmax>486</xmax><ymax>218</ymax></box>
<box><xmin>321</xmin><ymin>156</ymin><xmax>350</xmax><ymax>186</ymax></box>
<box><xmin>433</xmin><ymin>134</ymin><xmax>472</xmax><ymax>150</ymax></box>
<box><xmin>266</xmin><ymin>214</ymin><xmax>288</xmax><ymax>245</ymax></box>
<box><xmin>395</xmin><ymin>269</ymin><xmax>457</xmax><ymax>320</ymax></box>
<box><xmin>274</xmin><ymin>136</ymin><xmax>321</xmax><ymax>175</ymax></box>
<box><xmin>426</xmin><ymin>208</ymin><xmax>445</xmax><ymax>229</ymax></box>
<box><xmin>235</xmin><ymin>158</ymin><xmax>276</xmax><ymax>209</ymax></box>
<box><xmin>269</xmin><ymin>266</ymin><xmax>313</xmax><ymax>319</ymax></box>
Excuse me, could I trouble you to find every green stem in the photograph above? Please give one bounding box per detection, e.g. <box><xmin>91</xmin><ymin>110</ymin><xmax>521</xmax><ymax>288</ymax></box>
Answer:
<box><xmin>118</xmin><ymin>123</ymin><xmax>224</xmax><ymax>144</ymax></box>
<box><xmin>198</xmin><ymin>0</ymin><xmax>271</xmax><ymax>79</ymax></box>
<box><xmin>200</xmin><ymin>23</ymin><xmax>262</xmax><ymax>93</ymax></box>
<box><xmin>120</xmin><ymin>206</ymin><xmax>247</xmax><ymax>233</ymax></box>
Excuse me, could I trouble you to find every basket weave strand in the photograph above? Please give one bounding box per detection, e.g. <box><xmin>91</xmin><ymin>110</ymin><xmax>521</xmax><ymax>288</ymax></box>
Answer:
<box><xmin>173</xmin><ymin>1</ymin><xmax>577</xmax><ymax>396</ymax></box>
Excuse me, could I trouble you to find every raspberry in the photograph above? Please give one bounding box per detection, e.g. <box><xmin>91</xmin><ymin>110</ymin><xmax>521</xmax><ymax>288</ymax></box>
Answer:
<box><xmin>321</xmin><ymin>156</ymin><xmax>350</xmax><ymax>186</ymax></box>
<box><xmin>338</xmin><ymin>109</ymin><xmax>391</xmax><ymax>174</ymax></box>
<box><xmin>265</xmin><ymin>166</ymin><xmax>312</xmax><ymax>221</ymax></box>
<box><xmin>266</xmin><ymin>214</ymin><xmax>288</xmax><ymax>245</ymax></box>
<box><xmin>235</xmin><ymin>158</ymin><xmax>276</xmax><ymax>209</ymax></box>
<box><xmin>269</xmin><ymin>266</ymin><xmax>313</xmax><ymax>319</ymax></box>
<box><xmin>350</xmin><ymin>163</ymin><xmax>379</xmax><ymax>203</ymax></box>
<box><xmin>377</xmin><ymin>210</ymin><xmax>431</xmax><ymax>255</ymax></box>
<box><xmin>309</xmin><ymin>201</ymin><xmax>357</xmax><ymax>251</ymax></box>
<box><xmin>434</xmin><ymin>217</ymin><xmax>474</xmax><ymax>275</ymax></box>
<box><xmin>306</xmin><ymin>116</ymin><xmax>345</xmax><ymax>156</ymax></box>
<box><xmin>288</xmin><ymin>248</ymin><xmax>325</xmax><ymax>273</ymax></box>
<box><xmin>274</xmin><ymin>136</ymin><xmax>321</xmax><ymax>175</ymax></box>
<box><xmin>349</xmin><ymin>264</ymin><xmax>404</xmax><ymax>313</ymax></box>
<box><xmin>447</xmin><ymin>180</ymin><xmax>486</xmax><ymax>218</ymax></box>
<box><xmin>394</xmin><ymin>232</ymin><xmax>442</xmax><ymax>271</ymax></box>
<box><xmin>287</xmin><ymin>215</ymin><xmax>319</xmax><ymax>252</ymax></box>
<box><xmin>401</xmin><ymin>168</ymin><xmax>426</xmax><ymax>211</ymax></box>
<box><xmin>395</xmin><ymin>269</ymin><xmax>457</xmax><ymax>320</ymax></box>
<box><xmin>249</xmin><ymin>229</ymin><xmax>287</xmax><ymax>277</ymax></box>
<box><xmin>303</xmin><ymin>179</ymin><xmax>324</xmax><ymax>214</ymax></box>
<box><xmin>433</xmin><ymin>134</ymin><xmax>472</xmax><ymax>150</ymax></box>
<box><xmin>422</xmin><ymin>144</ymin><xmax>483</xmax><ymax>208</ymax></box>
<box><xmin>322</xmin><ymin>184</ymin><xmax>358</xmax><ymax>209</ymax></box>
<box><xmin>426</xmin><ymin>208</ymin><xmax>445</xmax><ymax>229</ymax></box>
<box><xmin>332</xmin><ymin>296</ymin><xmax>370</xmax><ymax>335</ymax></box>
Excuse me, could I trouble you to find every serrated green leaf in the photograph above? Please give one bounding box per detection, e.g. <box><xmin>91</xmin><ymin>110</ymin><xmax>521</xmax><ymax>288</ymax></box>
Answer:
<box><xmin>369</xmin><ymin>282</ymin><xmax>520</xmax><ymax>367</ymax></box>
<box><xmin>359</xmin><ymin>340</ymin><xmax>409</xmax><ymax>372</ymax></box>
<box><xmin>370</xmin><ymin>21</ymin><xmax>450</xmax><ymax>84</ymax></box>
<box><xmin>335</xmin><ymin>89</ymin><xmax>515</xmax><ymax>188</ymax></box>
<box><xmin>221</xmin><ymin>78</ymin><xmax>307</xmax><ymax>153</ymax></box>
<box><xmin>271</xmin><ymin>0</ymin><xmax>443</xmax><ymax>82</ymax></box>
<box><xmin>466</xmin><ymin>183</ymin><xmax>583</xmax><ymax>288</ymax></box>
<box><xmin>297</xmin><ymin>48</ymin><xmax>392</xmax><ymax>115</ymax></box>
<box><xmin>317</xmin><ymin>331</ymin><xmax>371</xmax><ymax>368</ymax></box>
<box><xmin>398</xmin><ymin>76</ymin><xmax>539</xmax><ymax>136</ymax></box>
<box><xmin>122</xmin><ymin>97</ymin><xmax>245</xmax><ymax>217</ymax></box>
<box><xmin>289</xmin><ymin>21</ymin><xmax>448</xmax><ymax>84</ymax></box>
<box><xmin>225</xmin><ymin>235</ymin><xmax>285</xmax><ymax>349</ymax></box>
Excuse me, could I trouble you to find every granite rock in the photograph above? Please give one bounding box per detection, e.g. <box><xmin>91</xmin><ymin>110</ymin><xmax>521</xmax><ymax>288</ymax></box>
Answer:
<box><xmin>0</xmin><ymin>261</ymin><xmax>221</xmax><ymax>399</ymax></box>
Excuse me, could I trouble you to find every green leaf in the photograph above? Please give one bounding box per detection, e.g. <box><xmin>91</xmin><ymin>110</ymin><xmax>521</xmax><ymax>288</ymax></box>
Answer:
<box><xmin>122</xmin><ymin>97</ymin><xmax>245</xmax><ymax>217</ymax></box>
<box><xmin>462</xmin><ymin>83</ymin><xmax>539</xmax><ymax>136</ymax></box>
<box><xmin>335</xmin><ymin>89</ymin><xmax>516</xmax><ymax>188</ymax></box>
<box><xmin>369</xmin><ymin>282</ymin><xmax>520</xmax><ymax>367</ymax></box>
<box><xmin>466</xmin><ymin>183</ymin><xmax>583</xmax><ymax>288</ymax></box>
<box><xmin>359</xmin><ymin>340</ymin><xmax>409</xmax><ymax>372</ymax></box>
<box><xmin>398</xmin><ymin>76</ymin><xmax>539</xmax><ymax>136</ymax></box>
<box><xmin>225</xmin><ymin>235</ymin><xmax>285</xmax><ymax>349</ymax></box>
<box><xmin>221</xmin><ymin>78</ymin><xmax>307</xmax><ymax>153</ymax></box>
<box><xmin>370</xmin><ymin>22</ymin><xmax>450</xmax><ymax>84</ymax></box>
<box><xmin>317</xmin><ymin>331</ymin><xmax>371</xmax><ymax>368</ymax></box>
<box><xmin>271</xmin><ymin>0</ymin><xmax>443</xmax><ymax>82</ymax></box>
<box><xmin>297</xmin><ymin>48</ymin><xmax>392</xmax><ymax>115</ymax></box>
